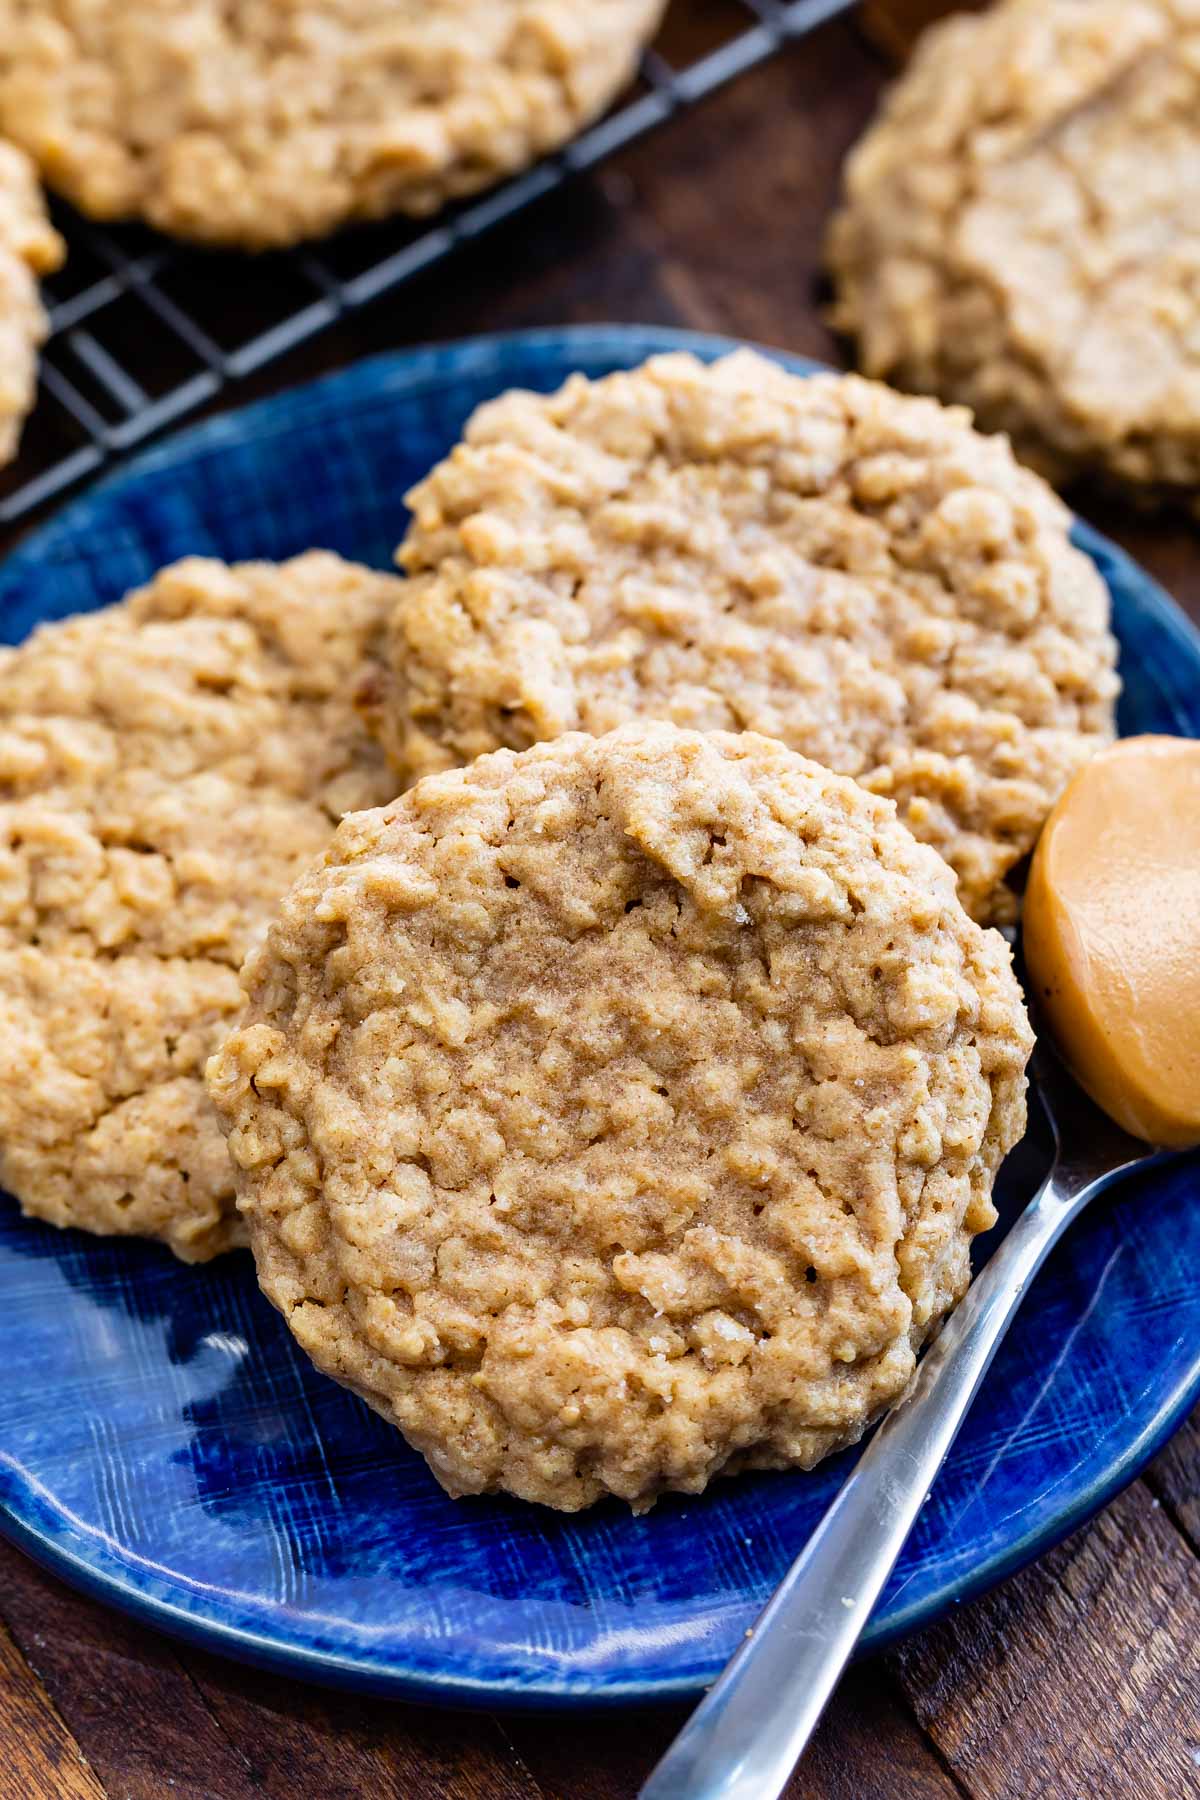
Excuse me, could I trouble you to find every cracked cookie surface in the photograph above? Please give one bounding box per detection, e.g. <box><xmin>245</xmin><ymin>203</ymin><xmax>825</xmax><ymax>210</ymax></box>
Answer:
<box><xmin>0</xmin><ymin>0</ymin><xmax>664</xmax><ymax>249</ymax></box>
<box><xmin>828</xmin><ymin>0</ymin><xmax>1200</xmax><ymax>508</ymax></box>
<box><xmin>0</xmin><ymin>553</ymin><xmax>399</xmax><ymax>1260</ymax></box>
<box><xmin>0</xmin><ymin>138</ymin><xmax>62</xmax><ymax>467</ymax></box>
<box><xmin>380</xmin><ymin>350</ymin><xmax>1118</xmax><ymax>924</ymax></box>
<box><xmin>209</xmin><ymin>723</ymin><xmax>1032</xmax><ymax>1510</ymax></box>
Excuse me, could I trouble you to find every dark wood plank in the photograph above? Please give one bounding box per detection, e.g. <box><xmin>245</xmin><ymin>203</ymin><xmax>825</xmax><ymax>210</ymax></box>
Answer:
<box><xmin>0</xmin><ymin>1536</ymin><xmax>257</xmax><ymax>1800</ymax></box>
<box><xmin>792</xmin><ymin>1666</ymin><xmax>967</xmax><ymax>1800</ymax></box>
<box><xmin>175</xmin><ymin>1646</ymin><xmax>536</xmax><ymax>1800</ymax></box>
<box><xmin>888</xmin><ymin>1481</ymin><xmax>1200</xmax><ymax>1800</ymax></box>
<box><xmin>610</xmin><ymin>19</ymin><xmax>880</xmax><ymax>363</ymax></box>
<box><xmin>1146</xmin><ymin>1410</ymin><xmax>1200</xmax><ymax>1558</ymax></box>
<box><xmin>0</xmin><ymin>1534</ymin><xmax>538</xmax><ymax>1800</ymax></box>
<box><xmin>0</xmin><ymin>1593</ymin><xmax>108</xmax><ymax>1800</ymax></box>
<box><xmin>503</xmin><ymin>1664</ymin><xmax>964</xmax><ymax>1800</ymax></box>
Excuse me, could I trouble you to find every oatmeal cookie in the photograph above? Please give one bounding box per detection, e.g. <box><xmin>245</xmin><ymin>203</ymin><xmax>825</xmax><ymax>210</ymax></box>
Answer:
<box><xmin>0</xmin><ymin>553</ymin><xmax>399</xmax><ymax>1261</ymax></box>
<box><xmin>380</xmin><ymin>351</ymin><xmax>1118</xmax><ymax>925</ymax></box>
<box><xmin>827</xmin><ymin>0</ymin><xmax>1200</xmax><ymax>507</ymax></box>
<box><xmin>209</xmin><ymin>723</ymin><xmax>1032</xmax><ymax>1511</ymax></box>
<box><xmin>0</xmin><ymin>1</ymin><xmax>665</xmax><ymax>250</ymax></box>
<box><xmin>0</xmin><ymin>138</ymin><xmax>62</xmax><ymax>467</ymax></box>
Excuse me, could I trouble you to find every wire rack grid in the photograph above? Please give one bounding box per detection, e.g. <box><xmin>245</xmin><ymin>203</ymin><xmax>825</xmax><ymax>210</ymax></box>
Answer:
<box><xmin>1</xmin><ymin>0</ymin><xmax>856</xmax><ymax>527</ymax></box>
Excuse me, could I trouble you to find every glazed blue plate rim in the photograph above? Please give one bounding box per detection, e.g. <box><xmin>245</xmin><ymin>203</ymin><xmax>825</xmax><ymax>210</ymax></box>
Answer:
<box><xmin>0</xmin><ymin>323</ymin><xmax>1197</xmax><ymax>1709</ymax></box>
<box><xmin>1</xmin><ymin>1276</ymin><xmax>1196</xmax><ymax>1709</ymax></box>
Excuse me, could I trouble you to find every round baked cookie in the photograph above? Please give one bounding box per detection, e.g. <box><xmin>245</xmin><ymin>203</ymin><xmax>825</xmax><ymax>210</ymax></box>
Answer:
<box><xmin>0</xmin><ymin>0</ymin><xmax>665</xmax><ymax>250</ymax></box>
<box><xmin>0</xmin><ymin>137</ymin><xmax>62</xmax><ymax>467</ymax></box>
<box><xmin>379</xmin><ymin>350</ymin><xmax>1119</xmax><ymax>925</ymax></box>
<box><xmin>827</xmin><ymin>0</ymin><xmax>1200</xmax><ymax>507</ymax></box>
<box><xmin>0</xmin><ymin>552</ymin><xmax>400</xmax><ymax>1261</ymax></box>
<box><xmin>208</xmin><ymin>723</ymin><xmax>1032</xmax><ymax>1511</ymax></box>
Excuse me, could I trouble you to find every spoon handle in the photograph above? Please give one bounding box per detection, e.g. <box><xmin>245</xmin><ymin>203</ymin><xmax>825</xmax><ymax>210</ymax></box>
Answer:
<box><xmin>639</xmin><ymin>1157</ymin><xmax>1124</xmax><ymax>1800</ymax></box>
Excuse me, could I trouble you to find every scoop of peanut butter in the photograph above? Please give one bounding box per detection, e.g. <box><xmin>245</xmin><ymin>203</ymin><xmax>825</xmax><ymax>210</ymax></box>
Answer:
<box><xmin>1024</xmin><ymin>735</ymin><xmax>1200</xmax><ymax>1148</ymax></box>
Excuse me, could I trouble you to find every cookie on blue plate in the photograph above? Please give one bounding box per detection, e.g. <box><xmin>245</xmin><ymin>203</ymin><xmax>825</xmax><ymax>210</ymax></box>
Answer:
<box><xmin>0</xmin><ymin>553</ymin><xmax>399</xmax><ymax>1260</ymax></box>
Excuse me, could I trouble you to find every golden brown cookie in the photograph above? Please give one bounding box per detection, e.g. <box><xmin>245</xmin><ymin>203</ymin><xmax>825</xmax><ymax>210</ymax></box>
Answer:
<box><xmin>0</xmin><ymin>137</ymin><xmax>62</xmax><ymax>467</ymax></box>
<box><xmin>0</xmin><ymin>553</ymin><xmax>400</xmax><ymax>1261</ymax></box>
<box><xmin>0</xmin><ymin>0</ymin><xmax>665</xmax><ymax>249</ymax></box>
<box><xmin>380</xmin><ymin>350</ymin><xmax>1119</xmax><ymax>925</ymax></box>
<box><xmin>209</xmin><ymin>723</ymin><xmax>1032</xmax><ymax>1510</ymax></box>
<box><xmin>828</xmin><ymin>0</ymin><xmax>1200</xmax><ymax>507</ymax></box>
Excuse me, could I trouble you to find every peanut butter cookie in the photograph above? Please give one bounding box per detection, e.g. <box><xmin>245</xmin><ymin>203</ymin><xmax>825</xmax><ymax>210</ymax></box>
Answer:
<box><xmin>380</xmin><ymin>351</ymin><xmax>1119</xmax><ymax>925</ymax></box>
<box><xmin>209</xmin><ymin>723</ymin><xmax>1032</xmax><ymax>1510</ymax></box>
<box><xmin>0</xmin><ymin>1</ymin><xmax>665</xmax><ymax>249</ymax></box>
<box><xmin>828</xmin><ymin>0</ymin><xmax>1200</xmax><ymax>508</ymax></box>
<box><xmin>0</xmin><ymin>138</ymin><xmax>62</xmax><ymax>467</ymax></box>
<box><xmin>0</xmin><ymin>553</ymin><xmax>399</xmax><ymax>1261</ymax></box>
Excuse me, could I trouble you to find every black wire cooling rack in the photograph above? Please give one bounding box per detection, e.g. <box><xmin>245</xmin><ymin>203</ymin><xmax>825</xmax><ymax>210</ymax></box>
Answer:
<box><xmin>1</xmin><ymin>0</ymin><xmax>856</xmax><ymax>527</ymax></box>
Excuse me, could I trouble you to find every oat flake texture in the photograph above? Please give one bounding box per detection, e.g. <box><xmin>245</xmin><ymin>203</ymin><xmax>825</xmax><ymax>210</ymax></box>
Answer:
<box><xmin>381</xmin><ymin>351</ymin><xmax>1119</xmax><ymax>925</ymax></box>
<box><xmin>209</xmin><ymin>724</ymin><xmax>1033</xmax><ymax>1511</ymax></box>
<box><xmin>0</xmin><ymin>0</ymin><xmax>665</xmax><ymax>250</ymax></box>
<box><xmin>0</xmin><ymin>137</ymin><xmax>62</xmax><ymax>468</ymax></box>
<box><xmin>0</xmin><ymin>553</ymin><xmax>400</xmax><ymax>1261</ymax></box>
<box><xmin>827</xmin><ymin>0</ymin><xmax>1200</xmax><ymax>508</ymax></box>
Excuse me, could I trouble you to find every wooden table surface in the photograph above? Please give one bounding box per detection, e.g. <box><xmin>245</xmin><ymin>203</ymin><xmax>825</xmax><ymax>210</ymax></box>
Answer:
<box><xmin>1</xmin><ymin>7</ymin><xmax>1199</xmax><ymax>1797</ymax></box>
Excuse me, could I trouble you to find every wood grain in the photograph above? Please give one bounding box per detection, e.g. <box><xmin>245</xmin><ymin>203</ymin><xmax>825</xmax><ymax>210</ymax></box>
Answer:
<box><xmin>1146</xmin><ymin>1411</ymin><xmax>1200</xmax><ymax>1558</ymax></box>
<box><xmin>889</xmin><ymin>1484</ymin><xmax>1200</xmax><ymax>1800</ymax></box>
<box><xmin>0</xmin><ymin>1536</ymin><xmax>257</xmax><ymax>1800</ymax></box>
<box><xmin>0</xmin><ymin>10</ymin><xmax>1197</xmax><ymax>1799</ymax></box>
<box><xmin>502</xmin><ymin>1665</ymin><xmax>965</xmax><ymax>1800</ymax></box>
<box><xmin>0</xmin><ymin>1535</ymin><xmax>537</xmax><ymax>1800</ymax></box>
<box><xmin>176</xmin><ymin>1647</ymin><xmax>533</xmax><ymax>1800</ymax></box>
<box><xmin>0</xmin><ymin>1591</ymin><xmax>106</xmax><ymax>1800</ymax></box>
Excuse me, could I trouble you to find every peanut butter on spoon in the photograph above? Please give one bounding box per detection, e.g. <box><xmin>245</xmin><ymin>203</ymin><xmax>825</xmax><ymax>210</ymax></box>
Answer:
<box><xmin>1024</xmin><ymin>735</ymin><xmax>1200</xmax><ymax>1149</ymax></box>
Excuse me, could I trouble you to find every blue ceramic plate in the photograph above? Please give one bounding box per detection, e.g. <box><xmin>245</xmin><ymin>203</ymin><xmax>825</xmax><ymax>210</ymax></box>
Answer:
<box><xmin>0</xmin><ymin>327</ymin><xmax>1197</xmax><ymax>1707</ymax></box>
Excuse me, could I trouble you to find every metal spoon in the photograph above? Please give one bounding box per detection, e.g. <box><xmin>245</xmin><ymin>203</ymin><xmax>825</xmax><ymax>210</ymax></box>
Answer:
<box><xmin>640</xmin><ymin>1040</ymin><xmax>1164</xmax><ymax>1800</ymax></box>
